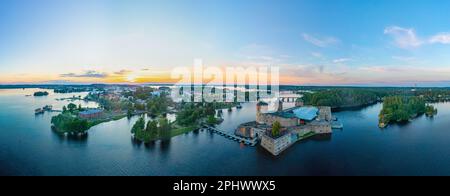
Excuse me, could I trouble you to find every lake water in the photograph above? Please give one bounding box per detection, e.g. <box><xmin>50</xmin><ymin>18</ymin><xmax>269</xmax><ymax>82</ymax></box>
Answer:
<box><xmin>1</xmin><ymin>88</ymin><xmax>450</xmax><ymax>176</ymax></box>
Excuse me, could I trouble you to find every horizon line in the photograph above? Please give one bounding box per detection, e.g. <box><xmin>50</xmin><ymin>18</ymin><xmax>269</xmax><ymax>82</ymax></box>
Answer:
<box><xmin>0</xmin><ymin>83</ymin><xmax>449</xmax><ymax>88</ymax></box>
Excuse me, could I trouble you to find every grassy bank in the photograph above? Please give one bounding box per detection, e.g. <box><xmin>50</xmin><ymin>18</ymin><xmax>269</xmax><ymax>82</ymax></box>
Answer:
<box><xmin>133</xmin><ymin>122</ymin><xmax>199</xmax><ymax>143</ymax></box>
<box><xmin>169</xmin><ymin>125</ymin><xmax>199</xmax><ymax>138</ymax></box>
<box><xmin>298</xmin><ymin>131</ymin><xmax>316</xmax><ymax>140</ymax></box>
<box><xmin>87</xmin><ymin>114</ymin><xmax>128</xmax><ymax>127</ymax></box>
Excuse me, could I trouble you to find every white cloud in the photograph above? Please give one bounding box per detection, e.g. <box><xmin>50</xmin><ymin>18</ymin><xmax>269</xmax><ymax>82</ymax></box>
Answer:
<box><xmin>384</xmin><ymin>26</ymin><xmax>422</xmax><ymax>49</ymax></box>
<box><xmin>358</xmin><ymin>66</ymin><xmax>389</xmax><ymax>73</ymax></box>
<box><xmin>384</xmin><ymin>26</ymin><xmax>450</xmax><ymax>49</ymax></box>
<box><xmin>429</xmin><ymin>33</ymin><xmax>450</xmax><ymax>44</ymax></box>
<box><xmin>60</xmin><ymin>70</ymin><xmax>109</xmax><ymax>78</ymax></box>
<box><xmin>302</xmin><ymin>33</ymin><xmax>339</xmax><ymax>47</ymax></box>
<box><xmin>245</xmin><ymin>56</ymin><xmax>277</xmax><ymax>61</ymax></box>
<box><xmin>333</xmin><ymin>58</ymin><xmax>352</xmax><ymax>63</ymax></box>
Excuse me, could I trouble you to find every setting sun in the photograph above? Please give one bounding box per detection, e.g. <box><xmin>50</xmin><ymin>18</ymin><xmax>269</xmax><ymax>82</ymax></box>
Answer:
<box><xmin>126</xmin><ymin>74</ymin><xmax>138</xmax><ymax>83</ymax></box>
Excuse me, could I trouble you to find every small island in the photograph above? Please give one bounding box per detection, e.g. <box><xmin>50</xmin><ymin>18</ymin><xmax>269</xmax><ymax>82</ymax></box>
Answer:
<box><xmin>33</xmin><ymin>91</ymin><xmax>49</xmax><ymax>96</ymax></box>
<box><xmin>425</xmin><ymin>105</ymin><xmax>438</xmax><ymax>117</ymax></box>
<box><xmin>131</xmin><ymin>102</ymin><xmax>221</xmax><ymax>143</ymax></box>
<box><xmin>51</xmin><ymin>104</ymin><xmax>90</xmax><ymax>135</ymax></box>
<box><xmin>378</xmin><ymin>96</ymin><xmax>437</xmax><ymax>128</ymax></box>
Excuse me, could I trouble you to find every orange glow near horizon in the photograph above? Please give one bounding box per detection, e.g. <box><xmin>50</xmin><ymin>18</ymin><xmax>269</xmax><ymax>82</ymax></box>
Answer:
<box><xmin>0</xmin><ymin>65</ymin><xmax>426</xmax><ymax>86</ymax></box>
<box><xmin>0</xmin><ymin>71</ymin><xmax>302</xmax><ymax>85</ymax></box>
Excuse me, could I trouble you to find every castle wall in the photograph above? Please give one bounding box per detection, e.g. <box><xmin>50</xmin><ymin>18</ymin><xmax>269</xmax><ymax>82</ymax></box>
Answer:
<box><xmin>307</xmin><ymin>123</ymin><xmax>332</xmax><ymax>134</ymax></box>
<box><xmin>257</xmin><ymin>113</ymin><xmax>298</xmax><ymax>127</ymax></box>
<box><xmin>260</xmin><ymin>134</ymin><xmax>293</xmax><ymax>156</ymax></box>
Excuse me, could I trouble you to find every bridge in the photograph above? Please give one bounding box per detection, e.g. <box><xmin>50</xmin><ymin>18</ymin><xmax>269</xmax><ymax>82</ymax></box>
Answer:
<box><xmin>279</xmin><ymin>93</ymin><xmax>303</xmax><ymax>103</ymax></box>
<box><xmin>205</xmin><ymin>126</ymin><xmax>258</xmax><ymax>146</ymax></box>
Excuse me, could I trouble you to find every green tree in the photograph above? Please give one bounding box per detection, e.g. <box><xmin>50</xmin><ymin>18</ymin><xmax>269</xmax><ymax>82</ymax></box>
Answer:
<box><xmin>272</xmin><ymin>121</ymin><xmax>281</xmax><ymax>137</ymax></box>
<box><xmin>206</xmin><ymin>115</ymin><xmax>217</xmax><ymax>125</ymax></box>
<box><xmin>68</xmin><ymin>103</ymin><xmax>77</xmax><ymax>112</ymax></box>
<box><xmin>131</xmin><ymin>117</ymin><xmax>145</xmax><ymax>134</ymax></box>
<box><xmin>425</xmin><ymin>105</ymin><xmax>438</xmax><ymax>116</ymax></box>
<box><xmin>205</xmin><ymin>103</ymin><xmax>216</xmax><ymax>116</ymax></box>
<box><xmin>379</xmin><ymin>96</ymin><xmax>433</xmax><ymax>126</ymax></box>
<box><xmin>127</xmin><ymin>109</ymin><xmax>133</xmax><ymax>118</ymax></box>
<box><xmin>158</xmin><ymin>118</ymin><xmax>171</xmax><ymax>138</ymax></box>
<box><xmin>146</xmin><ymin>95</ymin><xmax>169</xmax><ymax>115</ymax></box>
<box><xmin>146</xmin><ymin>120</ymin><xmax>158</xmax><ymax>137</ymax></box>
<box><xmin>51</xmin><ymin>114</ymin><xmax>89</xmax><ymax>133</ymax></box>
<box><xmin>302</xmin><ymin>89</ymin><xmax>379</xmax><ymax>108</ymax></box>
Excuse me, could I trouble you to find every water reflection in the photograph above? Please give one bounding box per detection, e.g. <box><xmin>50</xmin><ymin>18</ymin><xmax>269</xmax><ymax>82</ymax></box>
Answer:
<box><xmin>310</xmin><ymin>133</ymin><xmax>332</xmax><ymax>141</ymax></box>
<box><xmin>51</xmin><ymin>127</ymin><xmax>89</xmax><ymax>142</ymax></box>
<box><xmin>131</xmin><ymin>137</ymin><xmax>143</xmax><ymax>146</ymax></box>
<box><xmin>159</xmin><ymin>139</ymin><xmax>172</xmax><ymax>152</ymax></box>
<box><xmin>3</xmin><ymin>88</ymin><xmax>450</xmax><ymax>175</ymax></box>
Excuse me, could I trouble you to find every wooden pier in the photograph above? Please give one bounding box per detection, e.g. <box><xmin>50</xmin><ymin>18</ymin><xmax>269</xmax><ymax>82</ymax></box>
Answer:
<box><xmin>205</xmin><ymin>126</ymin><xmax>258</xmax><ymax>146</ymax></box>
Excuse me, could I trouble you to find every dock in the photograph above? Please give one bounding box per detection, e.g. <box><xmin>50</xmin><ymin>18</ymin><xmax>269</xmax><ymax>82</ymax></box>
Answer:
<box><xmin>331</xmin><ymin>121</ymin><xmax>344</xmax><ymax>129</ymax></box>
<box><xmin>205</xmin><ymin>126</ymin><xmax>258</xmax><ymax>146</ymax></box>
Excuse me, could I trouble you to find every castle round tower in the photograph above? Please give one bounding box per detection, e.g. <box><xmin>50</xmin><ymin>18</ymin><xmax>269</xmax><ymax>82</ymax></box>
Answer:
<box><xmin>256</xmin><ymin>101</ymin><xmax>269</xmax><ymax>124</ymax></box>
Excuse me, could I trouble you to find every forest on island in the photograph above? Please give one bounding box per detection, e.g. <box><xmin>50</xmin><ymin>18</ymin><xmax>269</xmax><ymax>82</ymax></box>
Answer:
<box><xmin>302</xmin><ymin>89</ymin><xmax>381</xmax><ymax>109</ymax></box>
<box><xmin>378</xmin><ymin>96</ymin><xmax>437</xmax><ymax>127</ymax></box>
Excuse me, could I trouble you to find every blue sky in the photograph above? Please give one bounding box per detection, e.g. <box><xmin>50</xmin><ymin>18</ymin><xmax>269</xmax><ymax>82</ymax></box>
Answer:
<box><xmin>2</xmin><ymin>0</ymin><xmax>450</xmax><ymax>86</ymax></box>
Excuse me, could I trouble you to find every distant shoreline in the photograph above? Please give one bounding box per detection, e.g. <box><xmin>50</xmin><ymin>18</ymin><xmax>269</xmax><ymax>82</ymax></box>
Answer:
<box><xmin>331</xmin><ymin>100</ymin><xmax>381</xmax><ymax>112</ymax></box>
<box><xmin>3</xmin><ymin>84</ymin><xmax>450</xmax><ymax>89</ymax></box>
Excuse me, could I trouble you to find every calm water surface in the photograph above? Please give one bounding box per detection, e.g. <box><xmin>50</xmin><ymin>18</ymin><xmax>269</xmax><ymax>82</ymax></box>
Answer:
<box><xmin>1</xmin><ymin>88</ymin><xmax>450</xmax><ymax>176</ymax></box>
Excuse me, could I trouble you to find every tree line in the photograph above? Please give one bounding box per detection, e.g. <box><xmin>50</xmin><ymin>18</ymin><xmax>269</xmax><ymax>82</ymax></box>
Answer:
<box><xmin>131</xmin><ymin>116</ymin><xmax>172</xmax><ymax>142</ymax></box>
<box><xmin>302</xmin><ymin>89</ymin><xmax>380</xmax><ymax>108</ymax></box>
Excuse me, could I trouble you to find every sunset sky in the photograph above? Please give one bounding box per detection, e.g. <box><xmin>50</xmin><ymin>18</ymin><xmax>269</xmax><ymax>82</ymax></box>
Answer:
<box><xmin>2</xmin><ymin>0</ymin><xmax>450</xmax><ymax>86</ymax></box>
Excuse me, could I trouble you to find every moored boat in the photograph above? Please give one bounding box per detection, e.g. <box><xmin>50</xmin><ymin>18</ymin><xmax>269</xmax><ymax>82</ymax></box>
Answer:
<box><xmin>331</xmin><ymin>121</ymin><xmax>344</xmax><ymax>129</ymax></box>
<box><xmin>35</xmin><ymin>108</ymin><xmax>44</xmax><ymax>115</ymax></box>
<box><xmin>43</xmin><ymin>105</ymin><xmax>53</xmax><ymax>111</ymax></box>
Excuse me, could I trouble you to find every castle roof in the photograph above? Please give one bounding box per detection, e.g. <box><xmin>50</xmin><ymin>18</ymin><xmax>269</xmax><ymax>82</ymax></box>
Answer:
<box><xmin>292</xmin><ymin>107</ymin><xmax>318</xmax><ymax>121</ymax></box>
<box><xmin>268</xmin><ymin>106</ymin><xmax>318</xmax><ymax>121</ymax></box>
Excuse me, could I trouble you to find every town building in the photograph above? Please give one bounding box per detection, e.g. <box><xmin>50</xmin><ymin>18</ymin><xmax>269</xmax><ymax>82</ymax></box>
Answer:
<box><xmin>79</xmin><ymin>109</ymin><xmax>104</xmax><ymax>119</ymax></box>
<box><xmin>150</xmin><ymin>91</ymin><xmax>161</xmax><ymax>97</ymax></box>
<box><xmin>158</xmin><ymin>86</ymin><xmax>171</xmax><ymax>92</ymax></box>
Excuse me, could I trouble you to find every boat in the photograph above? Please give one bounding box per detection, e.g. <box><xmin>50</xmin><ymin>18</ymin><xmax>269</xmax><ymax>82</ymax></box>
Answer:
<box><xmin>43</xmin><ymin>105</ymin><xmax>53</xmax><ymax>111</ymax></box>
<box><xmin>35</xmin><ymin>108</ymin><xmax>44</xmax><ymax>115</ymax></box>
<box><xmin>331</xmin><ymin>121</ymin><xmax>344</xmax><ymax>129</ymax></box>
